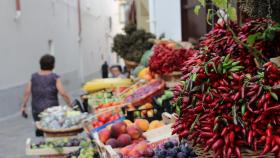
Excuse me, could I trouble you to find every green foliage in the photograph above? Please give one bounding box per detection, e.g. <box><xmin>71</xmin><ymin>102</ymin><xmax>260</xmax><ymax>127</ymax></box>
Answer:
<box><xmin>199</xmin><ymin>0</ymin><xmax>206</xmax><ymax>7</ymax></box>
<box><xmin>112</xmin><ymin>24</ymin><xmax>155</xmax><ymax>62</ymax></box>
<box><xmin>212</xmin><ymin>0</ymin><xmax>228</xmax><ymax>9</ymax></box>
<box><xmin>228</xmin><ymin>6</ymin><xmax>237</xmax><ymax>22</ymax></box>
<box><xmin>246</xmin><ymin>24</ymin><xmax>280</xmax><ymax>46</ymax></box>
<box><xmin>246</xmin><ymin>32</ymin><xmax>262</xmax><ymax>46</ymax></box>
<box><xmin>194</xmin><ymin>0</ymin><xmax>237</xmax><ymax>22</ymax></box>
<box><xmin>194</xmin><ymin>5</ymin><xmax>201</xmax><ymax>15</ymax></box>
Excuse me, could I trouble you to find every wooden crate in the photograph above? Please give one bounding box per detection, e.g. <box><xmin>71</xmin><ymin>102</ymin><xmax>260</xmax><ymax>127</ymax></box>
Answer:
<box><xmin>25</xmin><ymin>138</ymin><xmax>79</xmax><ymax>158</ymax></box>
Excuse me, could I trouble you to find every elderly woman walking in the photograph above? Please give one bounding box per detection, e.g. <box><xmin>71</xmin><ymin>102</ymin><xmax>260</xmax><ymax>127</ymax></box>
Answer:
<box><xmin>20</xmin><ymin>54</ymin><xmax>72</xmax><ymax>136</ymax></box>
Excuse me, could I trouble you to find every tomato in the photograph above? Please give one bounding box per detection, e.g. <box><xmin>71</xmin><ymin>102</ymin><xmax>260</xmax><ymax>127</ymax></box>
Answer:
<box><xmin>96</xmin><ymin>121</ymin><xmax>104</xmax><ymax>127</ymax></box>
<box><xmin>98</xmin><ymin>114</ymin><xmax>108</xmax><ymax>123</ymax></box>
<box><xmin>109</xmin><ymin>114</ymin><xmax>120</xmax><ymax>122</ymax></box>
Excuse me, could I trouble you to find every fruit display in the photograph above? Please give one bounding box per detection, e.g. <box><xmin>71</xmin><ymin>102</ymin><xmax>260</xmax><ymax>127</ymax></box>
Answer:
<box><xmin>117</xmin><ymin>140</ymin><xmax>150</xmax><ymax>157</ymax></box>
<box><xmin>171</xmin><ymin>18</ymin><xmax>280</xmax><ymax>157</ymax></box>
<box><xmin>124</xmin><ymin>103</ymin><xmax>161</xmax><ymax>122</ymax></box>
<box><xmin>30</xmin><ymin>137</ymin><xmax>86</xmax><ymax>153</ymax></box>
<box><xmin>67</xmin><ymin>141</ymin><xmax>100</xmax><ymax>158</ymax></box>
<box><xmin>155</xmin><ymin>90</ymin><xmax>173</xmax><ymax>106</ymax></box>
<box><xmin>91</xmin><ymin>112</ymin><xmax>121</xmax><ymax>129</ymax></box>
<box><xmin>86</xmin><ymin>91</ymin><xmax>120</xmax><ymax>107</ymax></box>
<box><xmin>39</xmin><ymin>106</ymin><xmax>88</xmax><ymax>130</ymax></box>
<box><xmin>137</xmin><ymin>67</ymin><xmax>154</xmax><ymax>81</ymax></box>
<box><xmin>98</xmin><ymin>122</ymin><xmax>145</xmax><ymax>146</ymax></box>
<box><xmin>124</xmin><ymin>80</ymin><xmax>165</xmax><ymax>106</ymax></box>
<box><xmin>151</xmin><ymin>139</ymin><xmax>197</xmax><ymax>158</ymax></box>
<box><xmin>123</xmin><ymin>119</ymin><xmax>164</xmax><ymax>132</ymax></box>
<box><xmin>82</xmin><ymin>78</ymin><xmax>133</xmax><ymax>93</ymax></box>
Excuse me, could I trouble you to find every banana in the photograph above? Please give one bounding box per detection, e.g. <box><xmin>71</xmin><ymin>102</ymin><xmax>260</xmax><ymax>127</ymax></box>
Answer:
<box><xmin>82</xmin><ymin>78</ymin><xmax>133</xmax><ymax>92</ymax></box>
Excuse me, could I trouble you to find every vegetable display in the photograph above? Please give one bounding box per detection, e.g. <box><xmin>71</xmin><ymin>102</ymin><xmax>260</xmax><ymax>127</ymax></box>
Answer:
<box><xmin>39</xmin><ymin>106</ymin><xmax>87</xmax><ymax>129</ymax></box>
<box><xmin>149</xmin><ymin>41</ymin><xmax>195</xmax><ymax>75</ymax></box>
<box><xmin>171</xmin><ymin>18</ymin><xmax>280</xmax><ymax>157</ymax></box>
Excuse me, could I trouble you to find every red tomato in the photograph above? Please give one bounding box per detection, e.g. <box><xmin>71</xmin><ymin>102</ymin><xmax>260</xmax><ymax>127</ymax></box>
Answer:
<box><xmin>96</xmin><ymin>121</ymin><xmax>104</xmax><ymax>127</ymax></box>
<box><xmin>109</xmin><ymin>114</ymin><xmax>120</xmax><ymax>122</ymax></box>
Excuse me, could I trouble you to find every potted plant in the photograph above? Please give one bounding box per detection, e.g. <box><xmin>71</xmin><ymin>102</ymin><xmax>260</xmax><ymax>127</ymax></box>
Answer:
<box><xmin>112</xmin><ymin>23</ymin><xmax>155</xmax><ymax>70</ymax></box>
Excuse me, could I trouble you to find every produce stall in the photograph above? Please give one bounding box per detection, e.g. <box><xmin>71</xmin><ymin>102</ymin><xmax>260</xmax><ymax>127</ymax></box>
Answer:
<box><xmin>24</xmin><ymin>3</ymin><xmax>280</xmax><ymax>157</ymax></box>
<box><xmin>25</xmin><ymin>76</ymin><xmax>179</xmax><ymax>158</ymax></box>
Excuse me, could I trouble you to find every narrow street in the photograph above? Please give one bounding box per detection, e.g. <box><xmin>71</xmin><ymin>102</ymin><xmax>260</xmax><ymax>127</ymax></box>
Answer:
<box><xmin>0</xmin><ymin>90</ymin><xmax>82</xmax><ymax>158</ymax></box>
<box><xmin>0</xmin><ymin>114</ymin><xmax>36</xmax><ymax>158</ymax></box>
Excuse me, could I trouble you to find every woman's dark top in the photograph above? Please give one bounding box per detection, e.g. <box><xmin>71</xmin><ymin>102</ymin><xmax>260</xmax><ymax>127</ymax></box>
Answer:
<box><xmin>31</xmin><ymin>72</ymin><xmax>59</xmax><ymax>119</ymax></box>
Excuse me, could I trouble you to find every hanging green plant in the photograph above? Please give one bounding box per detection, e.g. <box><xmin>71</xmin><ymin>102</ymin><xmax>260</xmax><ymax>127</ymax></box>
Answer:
<box><xmin>112</xmin><ymin>23</ymin><xmax>155</xmax><ymax>63</ymax></box>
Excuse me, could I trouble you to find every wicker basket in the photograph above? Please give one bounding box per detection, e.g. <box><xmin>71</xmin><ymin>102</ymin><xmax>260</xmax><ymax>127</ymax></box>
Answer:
<box><xmin>190</xmin><ymin>143</ymin><xmax>275</xmax><ymax>158</ymax></box>
<box><xmin>36</xmin><ymin>122</ymin><xmax>83</xmax><ymax>138</ymax></box>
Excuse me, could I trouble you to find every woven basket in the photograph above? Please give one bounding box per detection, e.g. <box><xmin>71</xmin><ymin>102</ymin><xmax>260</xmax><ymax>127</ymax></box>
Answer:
<box><xmin>189</xmin><ymin>142</ymin><xmax>275</xmax><ymax>158</ymax></box>
<box><xmin>36</xmin><ymin>122</ymin><xmax>83</xmax><ymax>138</ymax></box>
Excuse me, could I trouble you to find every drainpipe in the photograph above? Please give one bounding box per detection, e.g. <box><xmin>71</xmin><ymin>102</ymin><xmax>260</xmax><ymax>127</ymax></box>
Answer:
<box><xmin>77</xmin><ymin>0</ymin><xmax>82</xmax><ymax>42</ymax></box>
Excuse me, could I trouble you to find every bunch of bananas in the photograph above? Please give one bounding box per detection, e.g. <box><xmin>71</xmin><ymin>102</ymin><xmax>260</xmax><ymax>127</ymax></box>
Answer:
<box><xmin>82</xmin><ymin>78</ymin><xmax>133</xmax><ymax>93</ymax></box>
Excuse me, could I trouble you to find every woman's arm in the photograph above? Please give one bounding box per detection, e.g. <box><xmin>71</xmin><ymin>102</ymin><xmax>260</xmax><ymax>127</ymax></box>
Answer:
<box><xmin>20</xmin><ymin>81</ymin><xmax>31</xmax><ymax>114</ymax></box>
<box><xmin>56</xmin><ymin>78</ymin><xmax>72</xmax><ymax>107</ymax></box>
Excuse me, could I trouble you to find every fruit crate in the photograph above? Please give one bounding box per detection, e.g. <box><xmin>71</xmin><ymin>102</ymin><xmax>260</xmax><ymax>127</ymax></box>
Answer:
<box><xmin>121</xmin><ymin>98</ymin><xmax>173</xmax><ymax>122</ymax></box>
<box><xmin>93</xmin><ymin>124</ymin><xmax>174</xmax><ymax>158</ymax></box>
<box><xmin>123</xmin><ymin>80</ymin><xmax>165</xmax><ymax>107</ymax></box>
<box><xmin>121</xmin><ymin>106</ymin><xmax>162</xmax><ymax>122</ymax></box>
<box><xmin>25</xmin><ymin>138</ymin><xmax>80</xmax><ymax>158</ymax></box>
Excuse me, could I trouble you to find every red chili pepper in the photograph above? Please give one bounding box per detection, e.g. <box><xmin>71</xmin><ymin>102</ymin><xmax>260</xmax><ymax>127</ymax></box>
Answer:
<box><xmin>231</xmin><ymin>73</ymin><xmax>240</xmax><ymax>81</ymax></box>
<box><xmin>232</xmin><ymin>92</ymin><xmax>241</xmax><ymax>101</ymax></box>
<box><xmin>261</xmin><ymin>136</ymin><xmax>272</xmax><ymax>155</ymax></box>
<box><xmin>235</xmin><ymin>146</ymin><xmax>241</xmax><ymax>158</ymax></box>
<box><xmin>221</xmin><ymin>127</ymin><xmax>229</xmax><ymax>136</ymax></box>
<box><xmin>266</xmin><ymin>125</ymin><xmax>273</xmax><ymax>136</ymax></box>
<box><xmin>248</xmin><ymin>130</ymin><xmax>253</xmax><ymax>145</ymax></box>
<box><xmin>218</xmin><ymin>86</ymin><xmax>229</xmax><ymax>92</ymax></box>
<box><xmin>229</xmin><ymin>131</ymin><xmax>235</xmax><ymax>147</ymax></box>
<box><xmin>211</xmin><ymin>139</ymin><xmax>224</xmax><ymax>151</ymax></box>
<box><xmin>200</xmin><ymin>132</ymin><xmax>215</xmax><ymax>138</ymax></box>
<box><xmin>227</xmin><ymin>147</ymin><xmax>233</xmax><ymax>158</ymax></box>
<box><xmin>271</xmin><ymin>145</ymin><xmax>279</xmax><ymax>153</ymax></box>
<box><xmin>275</xmin><ymin>136</ymin><xmax>280</xmax><ymax>145</ymax></box>
<box><xmin>241</xmin><ymin>84</ymin><xmax>245</xmax><ymax>99</ymax></box>
<box><xmin>266</xmin><ymin>105</ymin><xmax>280</xmax><ymax>112</ymax></box>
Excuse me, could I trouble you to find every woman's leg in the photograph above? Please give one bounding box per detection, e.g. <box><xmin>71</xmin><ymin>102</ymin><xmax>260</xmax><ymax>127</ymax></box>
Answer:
<box><xmin>32</xmin><ymin>112</ymin><xmax>44</xmax><ymax>137</ymax></box>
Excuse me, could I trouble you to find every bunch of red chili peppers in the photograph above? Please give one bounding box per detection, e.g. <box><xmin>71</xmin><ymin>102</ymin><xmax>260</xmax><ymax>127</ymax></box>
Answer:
<box><xmin>171</xmin><ymin>18</ymin><xmax>280</xmax><ymax>158</ymax></box>
<box><xmin>149</xmin><ymin>41</ymin><xmax>195</xmax><ymax>75</ymax></box>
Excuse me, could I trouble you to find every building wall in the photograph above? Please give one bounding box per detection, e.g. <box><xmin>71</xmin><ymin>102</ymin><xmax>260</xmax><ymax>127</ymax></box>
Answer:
<box><xmin>0</xmin><ymin>0</ymin><xmax>123</xmax><ymax>117</ymax></box>
<box><xmin>149</xmin><ymin>0</ymin><xmax>182</xmax><ymax>41</ymax></box>
<box><xmin>136</xmin><ymin>0</ymin><xmax>150</xmax><ymax>31</ymax></box>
